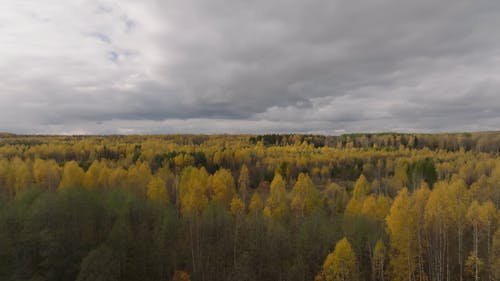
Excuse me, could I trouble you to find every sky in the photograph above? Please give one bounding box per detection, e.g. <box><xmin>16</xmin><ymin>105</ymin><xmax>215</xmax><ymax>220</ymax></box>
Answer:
<box><xmin>1</xmin><ymin>0</ymin><xmax>500</xmax><ymax>135</ymax></box>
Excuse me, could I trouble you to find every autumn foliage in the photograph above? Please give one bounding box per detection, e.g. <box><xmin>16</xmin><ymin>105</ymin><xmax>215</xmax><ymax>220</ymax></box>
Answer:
<box><xmin>0</xmin><ymin>133</ymin><xmax>499</xmax><ymax>281</ymax></box>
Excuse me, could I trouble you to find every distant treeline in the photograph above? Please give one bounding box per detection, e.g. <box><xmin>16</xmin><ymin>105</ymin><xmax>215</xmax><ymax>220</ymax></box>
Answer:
<box><xmin>250</xmin><ymin>132</ymin><xmax>500</xmax><ymax>152</ymax></box>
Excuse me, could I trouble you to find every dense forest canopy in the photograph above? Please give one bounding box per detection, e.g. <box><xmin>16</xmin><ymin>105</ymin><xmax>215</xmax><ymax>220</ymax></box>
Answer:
<box><xmin>1</xmin><ymin>132</ymin><xmax>500</xmax><ymax>281</ymax></box>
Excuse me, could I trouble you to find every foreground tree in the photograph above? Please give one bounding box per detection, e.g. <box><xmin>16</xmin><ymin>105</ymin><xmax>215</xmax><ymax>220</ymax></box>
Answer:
<box><xmin>59</xmin><ymin>160</ymin><xmax>85</xmax><ymax>189</ymax></box>
<box><xmin>372</xmin><ymin>239</ymin><xmax>386</xmax><ymax>281</ymax></box>
<box><xmin>210</xmin><ymin>168</ymin><xmax>236</xmax><ymax>207</ymax></box>
<box><xmin>386</xmin><ymin>188</ymin><xmax>419</xmax><ymax>281</ymax></box>
<box><xmin>467</xmin><ymin>201</ymin><xmax>482</xmax><ymax>281</ymax></box>
<box><xmin>490</xmin><ymin>229</ymin><xmax>500</xmax><ymax>281</ymax></box>
<box><xmin>33</xmin><ymin>159</ymin><xmax>60</xmax><ymax>191</ymax></box>
<box><xmin>316</xmin><ymin>237</ymin><xmax>358</xmax><ymax>281</ymax></box>
<box><xmin>291</xmin><ymin>173</ymin><xmax>320</xmax><ymax>217</ymax></box>
<box><xmin>238</xmin><ymin>164</ymin><xmax>250</xmax><ymax>202</ymax></box>
<box><xmin>178</xmin><ymin>166</ymin><xmax>209</xmax><ymax>278</ymax></box>
<box><xmin>147</xmin><ymin>176</ymin><xmax>169</xmax><ymax>204</ymax></box>
<box><xmin>264</xmin><ymin>173</ymin><xmax>289</xmax><ymax>220</ymax></box>
<box><xmin>345</xmin><ymin>174</ymin><xmax>371</xmax><ymax>215</ymax></box>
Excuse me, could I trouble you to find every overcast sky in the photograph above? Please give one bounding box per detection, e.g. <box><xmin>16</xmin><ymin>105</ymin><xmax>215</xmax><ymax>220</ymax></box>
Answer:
<box><xmin>1</xmin><ymin>0</ymin><xmax>500</xmax><ymax>134</ymax></box>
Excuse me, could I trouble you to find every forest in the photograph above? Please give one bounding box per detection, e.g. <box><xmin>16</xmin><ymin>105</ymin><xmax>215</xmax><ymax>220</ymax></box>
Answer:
<box><xmin>1</xmin><ymin>132</ymin><xmax>500</xmax><ymax>281</ymax></box>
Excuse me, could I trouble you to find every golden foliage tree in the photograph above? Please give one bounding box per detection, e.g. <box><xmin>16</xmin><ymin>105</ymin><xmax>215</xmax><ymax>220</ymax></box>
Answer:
<box><xmin>210</xmin><ymin>168</ymin><xmax>236</xmax><ymax>207</ymax></box>
<box><xmin>126</xmin><ymin>161</ymin><xmax>152</xmax><ymax>197</ymax></box>
<box><xmin>323</xmin><ymin>182</ymin><xmax>349</xmax><ymax>214</ymax></box>
<box><xmin>179</xmin><ymin>166</ymin><xmax>209</xmax><ymax>217</ymax></box>
<box><xmin>467</xmin><ymin>200</ymin><xmax>482</xmax><ymax>281</ymax></box>
<box><xmin>33</xmin><ymin>158</ymin><xmax>60</xmax><ymax>191</ymax></box>
<box><xmin>263</xmin><ymin>173</ymin><xmax>289</xmax><ymax>220</ymax></box>
<box><xmin>372</xmin><ymin>239</ymin><xmax>386</xmax><ymax>281</ymax></box>
<box><xmin>83</xmin><ymin>161</ymin><xmax>103</xmax><ymax>190</ymax></box>
<box><xmin>346</xmin><ymin>174</ymin><xmax>371</xmax><ymax>215</ymax></box>
<box><xmin>291</xmin><ymin>173</ymin><xmax>320</xmax><ymax>217</ymax></box>
<box><xmin>147</xmin><ymin>176</ymin><xmax>168</xmax><ymax>204</ymax></box>
<box><xmin>386</xmin><ymin>188</ymin><xmax>419</xmax><ymax>281</ymax></box>
<box><xmin>108</xmin><ymin>167</ymin><xmax>128</xmax><ymax>190</ymax></box>
<box><xmin>238</xmin><ymin>164</ymin><xmax>250</xmax><ymax>202</ymax></box>
<box><xmin>59</xmin><ymin>160</ymin><xmax>85</xmax><ymax>189</ymax></box>
<box><xmin>352</xmin><ymin>174</ymin><xmax>371</xmax><ymax>198</ymax></box>
<box><xmin>249</xmin><ymin>192</ymin><xmax>264</xmax><ymax>218</ymax></box>
<box><xmin>7</xmin><ymin>157</ymin><xmax>33</xmax><ymax>196</ymax></box>
<box><xmin>316</xmin><ymin>237</ymin><xmax>358</xmax><ymax>281</ymax></box>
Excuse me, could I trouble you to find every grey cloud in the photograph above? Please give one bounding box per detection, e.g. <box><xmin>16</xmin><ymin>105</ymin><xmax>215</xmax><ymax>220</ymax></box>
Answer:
<box><xmin>1</xmin><ymin>0</ymin><xmax>500</xmax><ymax>133</ymax></box>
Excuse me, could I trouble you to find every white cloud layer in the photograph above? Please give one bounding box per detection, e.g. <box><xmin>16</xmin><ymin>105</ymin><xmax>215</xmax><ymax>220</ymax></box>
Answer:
<box><xmin>1</xmin><ymin>0</ymin><xmax>500</xmax><ymax>134</ymax></box>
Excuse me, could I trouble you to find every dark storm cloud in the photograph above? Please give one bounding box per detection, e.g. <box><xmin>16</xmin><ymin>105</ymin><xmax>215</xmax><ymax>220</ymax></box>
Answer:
<box><xmin>1</xmin><ymin>0</ymin><xmax>500</xmax><ymax>134</ymax></box>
